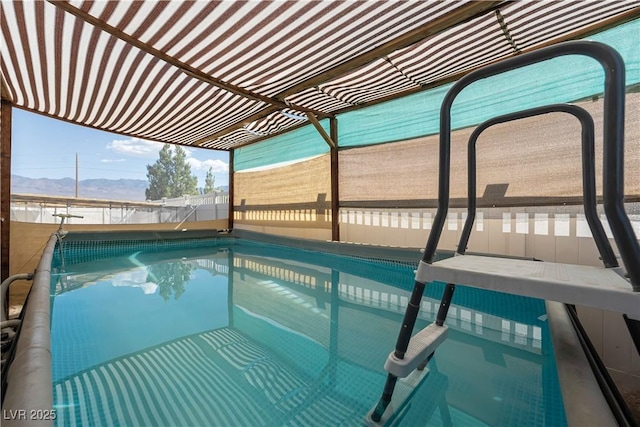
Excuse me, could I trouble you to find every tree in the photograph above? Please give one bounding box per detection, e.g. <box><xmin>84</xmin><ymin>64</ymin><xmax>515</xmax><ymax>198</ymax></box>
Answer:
<box><xmin>145</xmin><ymin>144</ymin><xmax>198</xmax><ymax>200</ymax></box>
<box><xmin>203</xmin><ymin>167</ymin><xmax>215</xmax><ymax>194</ymax></box>
<box><xmin>147</xmin><ymin>260</ymin><xmax>194</xmax><ymax>302</ymax></box>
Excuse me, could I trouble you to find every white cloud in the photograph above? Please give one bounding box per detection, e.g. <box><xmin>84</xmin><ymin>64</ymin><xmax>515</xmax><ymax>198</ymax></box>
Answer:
<box><xmin>100</xmin><ymin>158</ymin><xmax>127</xmax><ymax>163</ymax></box>
<box><xmin>107</xmin><ymin>137</ymin><xmax>164</xmax><ymax>158</ymax></box>
<box><xmin>187</xmin><ymin>158</ymin><xmax>229</xmax><ymax>173</ymax></box>
<box><xmin>106</xmin><ymin>138</ymin><xmax>228</xmax><ymax>175</ymax></box>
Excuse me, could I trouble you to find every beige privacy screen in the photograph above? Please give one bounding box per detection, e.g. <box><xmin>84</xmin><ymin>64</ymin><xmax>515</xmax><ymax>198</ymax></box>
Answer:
<box><xmin>234</xmin><ymin>154</ymin><xmax>331</xmax><ymax>226</ymax></box>
<box><xmin>339</xmin><ymin>93</ymin><xmax>640</xmax><ymax>208</ymax></box>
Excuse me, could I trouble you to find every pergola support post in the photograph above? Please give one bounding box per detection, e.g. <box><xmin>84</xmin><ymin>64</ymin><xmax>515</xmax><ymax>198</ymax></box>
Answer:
<box><xmin>228</xmin><ymin>149</ymin><xmax>234</xmax><ymax>230</ymax></box>
<box><xmin>330</xmin><ymin>118</ymin><xmax>339</xmax><ymax>241</ymax></box>
<box><xmin>309</xmin><ymin>115</ymin><xmax>340</xmax><ymax>241</ymax></box>
<box><xmin>1</xmin><ymin>100</ymin><xmax>12</xmax><ymax>281</ymax></box>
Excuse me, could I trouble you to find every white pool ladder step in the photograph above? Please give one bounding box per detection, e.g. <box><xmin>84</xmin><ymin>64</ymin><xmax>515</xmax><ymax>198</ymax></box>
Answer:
<box><xmin>415</xmin><ymin>255</ymin><xmax>639</xmax><ymax>320</ymax></box>
<box><xmin>384</xmin><ymin>323</ymin><xmax>449</xmax><ymax>378</ymax></box>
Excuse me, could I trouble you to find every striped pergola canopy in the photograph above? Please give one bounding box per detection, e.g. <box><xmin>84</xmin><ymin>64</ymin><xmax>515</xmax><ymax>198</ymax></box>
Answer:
<box><xmin>2</xmin><ymin>0</ymin><xmax>639</xmax><ymax>151</ymax></box>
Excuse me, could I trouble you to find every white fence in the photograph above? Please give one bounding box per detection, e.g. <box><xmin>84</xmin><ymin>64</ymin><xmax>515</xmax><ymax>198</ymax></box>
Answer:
<box><xmin>157</xmin><ymin>193</ymin><xmax>230</xmax><ymax>207</ymax></box>
<box><xmin>339</xmin><ymin>204</ymin><xmax>640</xmax><ymax>256</ymax></box>
<box><xmin>10</xmin><ymin>193</ymin><xmax>229</xmax><ymax>225</ymax></box>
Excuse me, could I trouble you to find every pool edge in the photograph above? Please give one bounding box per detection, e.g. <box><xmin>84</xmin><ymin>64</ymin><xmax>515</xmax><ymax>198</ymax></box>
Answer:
<box><xmin>3</xmin><ymin>233</ymin><xmax>56</xmax><ymax>427</ymax></box>
<box><xmin>546</xmin><ymin>301</ymin><xmax>618</xmax><ymax>426</ymax></box>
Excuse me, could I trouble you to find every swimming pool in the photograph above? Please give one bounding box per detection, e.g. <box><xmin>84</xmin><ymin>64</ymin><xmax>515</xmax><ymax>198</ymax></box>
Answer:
<box><xmin>49</xmin><ymin>237</ymin><xmax>567</xmax><ymax>426</ymax></box>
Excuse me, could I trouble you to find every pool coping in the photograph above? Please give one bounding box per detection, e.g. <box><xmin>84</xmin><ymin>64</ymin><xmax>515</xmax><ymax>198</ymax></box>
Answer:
<box><xmin>56</xmin><ymin>228</ymin><xmax>226</xmax><ymax>242</ymax></box>
<box><xmin>59</xmin><ymin>228</ymin><xmax>439</xmax><ymax>263</ymax></box>
<box><xmin>2</xmin><ymin>229</ymin><xmax>620</xmax><ymax>426</ymax></box>
<box><xmin>546</xmin><ymin>301</ymin><xmax>618</xmax><ymax>426</ymax></box>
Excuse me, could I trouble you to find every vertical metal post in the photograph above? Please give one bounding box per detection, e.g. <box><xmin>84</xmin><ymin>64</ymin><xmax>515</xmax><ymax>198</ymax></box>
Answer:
<box><xmin>330</xmin><ymin>118</ymin><xmax>339</xmax><ymax>241</ymax></box>
<box><xmin>308</xmin><ymin>115</ymin><xmax>338</xmax><ymax>239</ymax></box>
<box><xmin>75</xmin><ymin>153</ymin><xmax>79</xmax><ymax>198</ymax></box>
<box><xmin>394</xmin><ymin>281</ymin><xmax>427</xmax><ymax>357</ymax></box>
<box><xmin>1</xmin><ymin>100</ymin><xmax>12</xmax><ymax>282</ymax></box>
<box><xmin>435</xmin><ymin>283</ymin><xmax>456</xmax><ymax>326</ymax></box>
<box><xmin>228</xmin><ymin>149</ymin><xmax>235</xmax><ymax>230</ymax></box>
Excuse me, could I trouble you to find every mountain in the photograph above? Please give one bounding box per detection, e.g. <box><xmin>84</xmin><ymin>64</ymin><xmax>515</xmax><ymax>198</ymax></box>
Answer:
<box><xmin>11</xmin><ymin>175</ymin><xmax>149</xmax><ymax>201</ymax></box>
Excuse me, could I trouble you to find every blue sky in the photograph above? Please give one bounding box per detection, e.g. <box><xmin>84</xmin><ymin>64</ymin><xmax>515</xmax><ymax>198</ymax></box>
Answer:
<box><xmin>11</xmin><ymin>109</ymin><xmax>230</xmax><ymax>188</ymax></box>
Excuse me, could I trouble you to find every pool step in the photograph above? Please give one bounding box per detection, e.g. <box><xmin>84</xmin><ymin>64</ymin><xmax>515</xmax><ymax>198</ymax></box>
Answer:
<box><xmin>384</xmin><ymin>323</ymin><xmax>448</xmax><ymax>378</ymax></box>
<box><xmin>416</xmin><ymin>255</ymin><xmax>639</xmax><ymax>319</ymax></box>
<box><xmin>366</xmin><ymin>367</ymin><xmax>441</xmax><ymax>426</ymax></box>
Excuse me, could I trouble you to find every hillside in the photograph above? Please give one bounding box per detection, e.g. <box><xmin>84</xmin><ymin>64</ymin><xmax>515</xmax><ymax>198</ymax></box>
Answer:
<box><xmin>11</xmin><ymin>175</ymin><xmax>149</xmax><ymax>201</ymax></box>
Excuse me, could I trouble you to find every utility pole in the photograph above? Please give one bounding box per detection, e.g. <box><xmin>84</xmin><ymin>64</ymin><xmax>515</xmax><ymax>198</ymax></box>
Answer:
<box><xmin>75</xmin><ymin>153</ymin><xmax>78</xmax><ymax>198</ymax></box>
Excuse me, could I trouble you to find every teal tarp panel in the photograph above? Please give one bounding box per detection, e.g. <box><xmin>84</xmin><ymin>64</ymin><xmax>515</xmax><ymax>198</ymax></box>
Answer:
<box><xmin>232</xmin><ymin>20</ymin><xmax>639</xmax><ymax>163</ymax></box>
<box><xmin>338</xmin><ymin>19</ymin><xmax>640</xmax><ymax>147</ymax></box>
<box><xmin>234</xmin><ymin>118</ymin><xmax>330</xmax><ymax>171</ymax></box>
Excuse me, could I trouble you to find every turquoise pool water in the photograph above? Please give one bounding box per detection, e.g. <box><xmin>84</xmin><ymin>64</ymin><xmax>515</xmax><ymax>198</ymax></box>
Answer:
<box><xmin>50</xmin><ymin>238</ymin><xmax>567</xmax><ymax>426</ymax></box>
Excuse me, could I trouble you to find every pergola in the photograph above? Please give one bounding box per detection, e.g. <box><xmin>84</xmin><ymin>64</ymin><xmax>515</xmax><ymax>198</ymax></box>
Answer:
<box><xmin>2</xmin><ymin>0</ymin><xmax>639</xmax><ymax>279</ymax></box>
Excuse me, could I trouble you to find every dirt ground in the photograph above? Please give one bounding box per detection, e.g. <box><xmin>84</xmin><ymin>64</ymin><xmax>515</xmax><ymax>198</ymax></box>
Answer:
<box><xmin>626</xmin><ymin>390</ymin><xmax>640</xmax><ymax>423</ymax></box>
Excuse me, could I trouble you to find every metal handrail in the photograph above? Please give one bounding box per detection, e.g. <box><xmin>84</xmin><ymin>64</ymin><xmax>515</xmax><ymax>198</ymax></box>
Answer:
<box><xmin>425</xmin><ymin>40</ymin><xmax>638</xmax><ymax>288</ymax></box>
<box><xmin>458</xmin><ymin>104</ymin><xmax>618</xmax><ymax>268</ymax></box>
<box><xmin>371</xmin><ymin>40</ymin><xmax>639</xmax><ymax>422</ymax></box>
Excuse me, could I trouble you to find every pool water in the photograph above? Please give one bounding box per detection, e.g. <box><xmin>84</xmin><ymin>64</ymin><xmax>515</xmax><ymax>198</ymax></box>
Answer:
<box><xmin>50</xmin><ymin>239</ymin><xmax>567</xmax><ymax>426</ymax></box>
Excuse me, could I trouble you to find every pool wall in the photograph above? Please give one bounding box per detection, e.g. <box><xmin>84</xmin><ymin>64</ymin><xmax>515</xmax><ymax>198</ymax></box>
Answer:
<box><xmin>3</xmin><ymin>233</ymin><xmax>56</xmax><ymax>427</ymax></box>
<box><xmin>0</xmin><ymin>229</ymin><xmax>623</xmax><ymax>426</ymax></box>
<box><xmin>6</xmin><ymin>220</ymin><xmax>229</xmax><ymax>313</ymax></box>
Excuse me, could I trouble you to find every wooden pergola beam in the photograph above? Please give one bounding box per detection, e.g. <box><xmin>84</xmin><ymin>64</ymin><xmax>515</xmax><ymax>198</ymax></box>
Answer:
<box><xmin>1</xmin><ymin>75</ymin><xmax>13</xmax><ymax>102</ymax></box>
<box><xmin>275</xmin><ymin>1</ymin><xmax>506</xmax><ymax>100</ymax></box>
<box><xmin>193</xmin><ymin>106</ymin><xmax>281</xmax><ymax>147</ymax></box>
<box><xmin>307</xmin><ymin>114</ymin><xmax>335</xmax><ymax>149</ymax></box>
<box><xmin>513</xmin><ymin>7</ymin><xmax>640</xmax><ymax>52</ymax></box>
<box><xmin>323</xmin><ymin>6</ymin><xmax>640</xmax><ymax>117</ymax></box>
<box><xmin>45</xmin><ymin>0</ymin><xmax>638</xmax><ymax>156</ymax></box>
<box><xmin>188</xmin><ymin>1</ymin><xmax>506</xmax><ymax>149</ymax></box>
